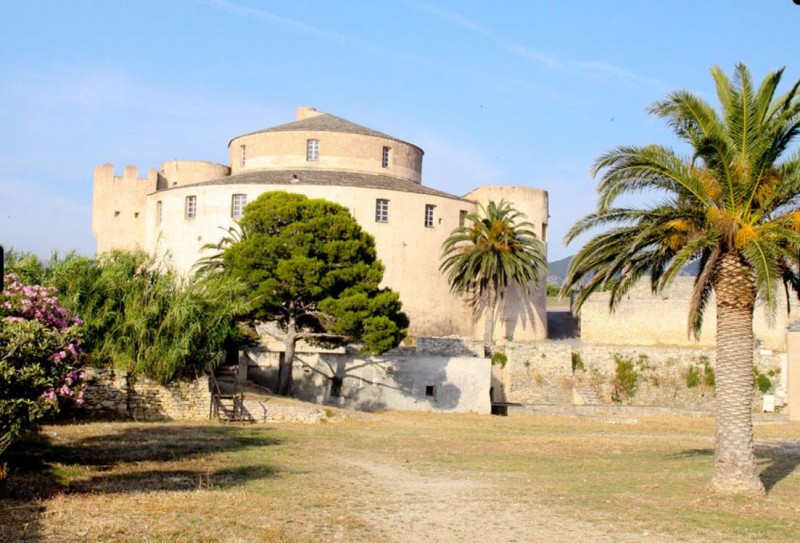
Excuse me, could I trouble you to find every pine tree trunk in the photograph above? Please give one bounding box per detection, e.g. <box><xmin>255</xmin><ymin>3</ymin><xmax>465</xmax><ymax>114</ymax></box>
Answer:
<box><xmin>277</xmin><ymin>318</ymin><xmax>296</xmax><ymax>396</ymax></box>
<box><xmin>483</xmin><ymin>284</ymin><xmax>498</xmax><ymax>355</ymax></box>
<box><xmin>711</xmin><ymin>252</ymin><xmax>764</xmax><ymax>494</ymax></box>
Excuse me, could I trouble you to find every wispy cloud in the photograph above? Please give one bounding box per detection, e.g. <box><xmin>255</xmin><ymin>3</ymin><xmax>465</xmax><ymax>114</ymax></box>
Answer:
<box><xmin>402</xmin><ymin>0</ymin><xmax>490</xmax><ymax>35</ymax></box>
<box><xmin>402</xmin><ymin>1</ymin><xmax>662</xmax><ymax>88</ymax></box>
<box><xmin>196</xmin><ymin>0</ymin><xmax>377</xmax><ymax>51</ymax></box>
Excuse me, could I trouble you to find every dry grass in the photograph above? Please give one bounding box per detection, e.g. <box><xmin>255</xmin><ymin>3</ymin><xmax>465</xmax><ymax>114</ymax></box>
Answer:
<box><xmin>0</xmin><ymin>412</ymin><xmax>798</xmax><ymax>542</ymax></box>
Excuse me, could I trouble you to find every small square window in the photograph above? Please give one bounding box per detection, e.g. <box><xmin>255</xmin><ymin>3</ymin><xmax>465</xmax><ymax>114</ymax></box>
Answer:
<box><xmin>375</xmin><ymin>199</ymin><xmax>389</xmax><ymax>223</ymax></box>
<box><xmin>425</xmin><ymin>385</ymin><xmax>435</xmax><ymax>397</ymax></box>
<box><xmin>185</xmin><ymin>195</ymin><xmax>197</xmax><ymax>219</ymax></box>
<box><xmin>307</xmin><ymin>139</ymin><xmax>320</xmax><ymax>161</ymax></box>
<box><xmin>382</xmin><ymin>146</ymin><xmax>391</xmax><ymax>168</ymax></box>
<box><xmin>231</xmin><ymin>194</ymin><xmax>247</xmax><ymax>218</ymax></box>
<box><xmin>425</xmin><ymin>204</ymin><xmax>435</xmax><ymax>228</ymax></box>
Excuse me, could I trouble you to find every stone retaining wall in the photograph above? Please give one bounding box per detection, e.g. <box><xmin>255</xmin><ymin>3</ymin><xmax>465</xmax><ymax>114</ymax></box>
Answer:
<box><xmin>78</xmin><ymin>368</ymin><xmax>211</xmax><ymax>421</ymax></box>
<box><xmin>493</xmin><ymin>342</ymin><xmax>786</xmax><ymax>411</ymax></box>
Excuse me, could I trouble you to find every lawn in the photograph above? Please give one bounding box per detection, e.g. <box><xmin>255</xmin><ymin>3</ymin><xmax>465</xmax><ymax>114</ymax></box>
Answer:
<box><xmin>1</xmin><ymin>411</ymin><xmax>798</xmax><ymax>542</ymax></box>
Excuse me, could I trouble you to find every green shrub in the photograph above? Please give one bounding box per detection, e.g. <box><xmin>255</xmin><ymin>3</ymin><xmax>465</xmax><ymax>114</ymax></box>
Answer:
<box><xmin>491</xmin><ymin>352</ymin><xmax>508</xmax><ymax>368</ymax></box>
<box><xmin>686</xmin><ymin>356</ymin><xmax>715</xmax><ymax>389</ymax></box>
<box><xmin>611</xmin><ymin>354</ymin><xmax>638</xmax><ymax>403</ymax></box>
<box><xmin>571</xmin><ymin>352</ymin><xmax>585</xmax><ymax>372</ymax></box>
<box><xmin>753</xmin><ymin>367</ymin><xmax>774</xmax><ymax>394</ymax></box>
<box><xmin>686</xmin><ymin>365</ymin><xmax>701</xmax><ymax>388</ymax></box>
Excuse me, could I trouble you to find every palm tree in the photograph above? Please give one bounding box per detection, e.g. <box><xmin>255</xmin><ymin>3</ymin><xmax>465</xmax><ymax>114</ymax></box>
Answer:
<box><xmin>440</xmin><ymin>200</ymin><xmax>546</xmax><ymax>352</ymax></box>
<box><xmin>563</xmin><ymin>64</ymin><xmax>800</xmax><ymax>495</ymax></box>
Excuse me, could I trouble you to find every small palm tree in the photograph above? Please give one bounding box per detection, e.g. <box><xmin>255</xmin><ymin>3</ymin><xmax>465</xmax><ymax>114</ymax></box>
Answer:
<box><xmin>563</xmin><ymin>64</ymin><xmax>800</xmax><ymax>495</ymax></box>
<box><xmin>441</xmin><ymin>200</ymin><xmax>546</xmax><ymax>351</ymax></box>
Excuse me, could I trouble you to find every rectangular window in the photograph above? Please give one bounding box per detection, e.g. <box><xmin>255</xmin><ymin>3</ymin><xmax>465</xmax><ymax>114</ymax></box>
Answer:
<box><xmin>375</xmin><ymin>198</ymin><xmax>389</xmax><ymax>223</ymax></box>
<box><xmin>240</xmin><ymin>144</ymin><xmax>246</xmax><ymax>167</ymax></box>
<box><xmin>306</xmin><ymin>139</ymin><xmax>320</xmax><ymax>161</ymax></box>
<box><xmin>156</xmin><ymin>201</ymin><xmax>162</xmax><ymax>224</ymax></box>
<box><xmin>425</xmin><ymin>204</ymin><xmax>435</xmax><ymax>227</ymax></box>
<box><xmin>185</xmin><ymin>195</ymin><xmax>197</xmax><ymax>219</ymax></box>
<box><xmin>459</xmin><ymin>210</ymin><xmax>468</xmax><ymax>227</ymax></box>
<box><xmin>231</xmin><ymin>193</ymin><xmax>247</xmax><ymax>218</ymax></box>
<box><xmin>541</xmin><ymin>223</ymin><xmax>548</xmax><ymax>243</ymax></box>
<box><xmin>382</xmin><ymin>146</ymin><xmax>391</xmax><ymax>168</ymax></box>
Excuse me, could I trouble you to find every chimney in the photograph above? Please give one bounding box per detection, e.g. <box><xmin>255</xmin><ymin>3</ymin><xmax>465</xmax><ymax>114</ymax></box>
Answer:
<box><xmin>296</xmin><ymin>106</ymin><xmax>323</xmax><ymax>121</ymax></box>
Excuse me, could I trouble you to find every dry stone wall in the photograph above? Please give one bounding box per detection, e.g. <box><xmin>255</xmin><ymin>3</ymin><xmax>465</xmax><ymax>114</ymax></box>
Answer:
<box><xmin>488</xmin><ymin>340</ymin><xmax>786</xmax><ymax>412</ymax></box>
<box><xmin>78</xmin><ymin>368</ymin><xmax>211</xmax><ymax>421</ymax></box>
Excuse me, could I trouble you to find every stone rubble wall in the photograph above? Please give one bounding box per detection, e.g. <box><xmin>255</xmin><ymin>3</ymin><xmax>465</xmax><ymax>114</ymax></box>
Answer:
<box><xmin>239</xmin><ymin>398</ymin><xmax>328</xmax><ymax>424</ymax></box>
<box><xmin>78</xmin><ymin>368</ymin><xmax>211</xmax><ymax>421</ymax></box>
<box><xmin>493</xmin><ymin>341</ymin><xmax>786</xmax><ymax>411</ymax></box>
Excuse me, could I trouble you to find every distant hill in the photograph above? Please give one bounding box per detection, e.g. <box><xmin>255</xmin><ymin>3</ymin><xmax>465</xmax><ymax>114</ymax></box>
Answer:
<box><xmin>547</xmin><ymin>254</ymin><xmax>700</xmax><ymax>286</ymax></box>
<box><xmin>547</xmin><ymin>256</ymin><xmax>573</xmax><ymax>286</ymax></box>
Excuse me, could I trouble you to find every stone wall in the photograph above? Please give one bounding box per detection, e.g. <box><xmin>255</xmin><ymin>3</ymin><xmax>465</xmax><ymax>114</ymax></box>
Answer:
<box><xmin>579</xmin><ymin>278</ymin><xmax>800</xmax><ymax>351</ymax></box>
<box><xmin>495</xmin><ymin>342</ymin><xmax>573</xmax><ymax>405</ymax></box>
<box><xmin>243</xmin><ymin>347</ymin><xmax>492</xmax><ymax>414</ymax></box>
<box><xmin>238</xmin><ymin>398</ymin><xmax>330</xmax><ymax>424</ymax></box>
<box><xmin>78</xmin><ymin>368</ymin><xmax>211</xmax><ymax>421</ymax></box>
<box><xmin>492</xmin><ymin>342</ymin><xmax>786</xmax><ymax>411</ymax></box>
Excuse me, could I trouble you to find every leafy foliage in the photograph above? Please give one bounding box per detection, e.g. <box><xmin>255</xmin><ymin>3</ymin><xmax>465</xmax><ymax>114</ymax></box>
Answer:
<box><xmin>204</xmin><ymin>192</ymin><xmax>408</xmax><ymax>394</ymax></box>
<box><xmin>440</xmin><ymin>200</ymin><xmax>546</xmax><ymax>347</ymax></box>
<box><xmin>0</xmin><ymin>274</ymin><xmax>86</xmax><ymax>456</ymax></box>
<box><xmin>610</xmin><ymin>354</ymin><xmax>639</xmax><ymax>403</ymax></box>
<box><xmin>563</xmin><ymin>64</ymin><xmax>800</xmax><ymax>331</ymax></box>
<box><xmin>6</xmin><ymin>249</ymin><xmax>250</xmax><ymax>384</ymax></box>
<box><xmin>67</xmin><ymin>251</ymin><xmax>250</xmax><ymax>383</ymax></box>
<box><xmin>563</xmin><ymin>63</ymin><xmax>800</xmax><ymax>494</ymax></box>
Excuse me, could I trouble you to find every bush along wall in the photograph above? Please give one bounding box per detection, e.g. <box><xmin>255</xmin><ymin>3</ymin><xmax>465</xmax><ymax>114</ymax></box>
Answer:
<box><xmin>497</xmin><ymin>342</ymin><xmax>784</xmax><ymax>411</ymax></box>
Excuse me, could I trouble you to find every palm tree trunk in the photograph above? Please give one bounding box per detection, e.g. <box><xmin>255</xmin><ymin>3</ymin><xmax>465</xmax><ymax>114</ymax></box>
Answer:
<box><xmin>277</xmin><ymin>317</ymin><xmax>296</xmax><ymax>396</ymax></box>
<box><xmin>483</xmin><ymin>283</ymin><xmax>498</xmax><ymax>355</ymax></box>
<box><xmin>711</xmin><ymin>252</ymin><xmax>764</xmax><ymax>494</ymax></box>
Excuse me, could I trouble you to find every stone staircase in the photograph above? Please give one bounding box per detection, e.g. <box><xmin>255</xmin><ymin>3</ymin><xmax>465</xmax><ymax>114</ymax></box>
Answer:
<box><xmin>573</xmin><ymin>382</ymin><xmax>603</xmax><ymax>406</ymax></box>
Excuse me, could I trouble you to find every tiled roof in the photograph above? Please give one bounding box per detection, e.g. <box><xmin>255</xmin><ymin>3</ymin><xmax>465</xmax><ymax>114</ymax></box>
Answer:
<box><xmin>231</xmin><ymin>113</ymin><xmax>422</xmax><ymax>152</ymax></box>
<box><xmin>164</xmin><ymin>169</ymin><xmax>470</xmax><ymax>202</ymax></box>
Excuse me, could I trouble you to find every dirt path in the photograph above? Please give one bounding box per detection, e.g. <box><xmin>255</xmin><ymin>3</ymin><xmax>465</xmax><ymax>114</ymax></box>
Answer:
<box><xmin>343</xmin><ymin>459</ymin><xmax>683</xmax><ymax>543</ymax></box>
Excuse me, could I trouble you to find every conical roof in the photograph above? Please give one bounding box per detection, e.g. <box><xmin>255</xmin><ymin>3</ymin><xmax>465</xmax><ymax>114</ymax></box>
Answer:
<box><xmin>230</xmin><ymin>112</ymin><xmax>421</xmax><ymax>152</ymax></box>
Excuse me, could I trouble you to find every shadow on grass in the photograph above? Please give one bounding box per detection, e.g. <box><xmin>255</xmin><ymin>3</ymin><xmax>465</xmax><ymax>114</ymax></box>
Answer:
<box><xmin>1</xmin><ymin>423</ymin><xmax>283</xmax><ymax>542</ymax></box>
<box><xmin>0</xmin><ymin>424</ymin><xmax>281</xmax><ymax>500</ymax></box>
<box><xmin>672</xmin><ymin>442</ymin><xmax>800</xmax><ymax>493</ymax></box>
<box><xmin>39</xmin><ymin>424</ymin><xmax>280</xmax><ymax>466</ymax></box>
<box><xmin>72</xmin><ymin>464</ymin><xmax>277</xmax><ymax>494</ymax></box>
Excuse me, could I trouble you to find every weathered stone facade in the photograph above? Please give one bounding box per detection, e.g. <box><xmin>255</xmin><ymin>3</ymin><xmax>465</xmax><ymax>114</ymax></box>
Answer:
<box><xmin>492</xmin><ymin>342</ymin><xmax>786</xmax><ymax>412</ymax></box>
<box><xmin>78</xmin><ymin>368</ymin><xmax>211</xmax><ymax>421</ymax></box>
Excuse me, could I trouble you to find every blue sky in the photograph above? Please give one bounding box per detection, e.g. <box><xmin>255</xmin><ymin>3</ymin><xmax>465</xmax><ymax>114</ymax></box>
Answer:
<box><xmin>2</xmin><ymin>0</ymin><xmax>800</xmax><ymax>261</ymax></box>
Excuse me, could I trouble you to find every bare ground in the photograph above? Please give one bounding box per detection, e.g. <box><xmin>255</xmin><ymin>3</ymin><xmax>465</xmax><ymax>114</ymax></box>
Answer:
<box><xmin>342</xmin><ymin>458</ymin><xmax>677</xmax><ymax>543</ymax></box>
<box><xmin>1</xmin><ymin>412</ymin><xmax>798</xmax><ymax>542</ymax></box>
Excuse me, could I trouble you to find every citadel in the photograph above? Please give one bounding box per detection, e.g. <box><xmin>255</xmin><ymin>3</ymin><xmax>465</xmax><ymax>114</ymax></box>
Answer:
<box><xmin>93</xmin><ymin>106</ymin><xmax>549</xmax><ymax>342</ymax></box>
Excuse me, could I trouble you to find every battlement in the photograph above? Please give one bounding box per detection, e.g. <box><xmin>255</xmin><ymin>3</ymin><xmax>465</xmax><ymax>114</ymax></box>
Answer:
<box><xmin>92</xmin><ymin>163</ymin><xmax>155</xmax><ymax>254</ymax></box>
<box><xmin>94</xmin><ymin>163</ymin><xmax>159</xmax><ymax>188</ymax></box>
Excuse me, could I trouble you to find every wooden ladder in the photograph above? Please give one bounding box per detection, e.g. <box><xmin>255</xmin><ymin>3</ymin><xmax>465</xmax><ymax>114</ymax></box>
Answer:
<box><xmin>209</xmin><ymin>366</ymin><xmax>244</xmax><ymax>421</ymax></box>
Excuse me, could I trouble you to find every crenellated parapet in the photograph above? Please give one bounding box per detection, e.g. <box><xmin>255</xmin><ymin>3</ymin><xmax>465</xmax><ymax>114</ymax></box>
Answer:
<box><xmin>92</xmin><ymin>163</ymin><xmax>157</xmax><ymax>253</ymax></box>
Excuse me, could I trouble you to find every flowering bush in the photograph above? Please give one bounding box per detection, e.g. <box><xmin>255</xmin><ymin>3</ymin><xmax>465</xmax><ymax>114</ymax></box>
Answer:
<box><xmin>0</xmin><ymin>274</ymin><xmax>87</xmax><ymax>456</ymax></box>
